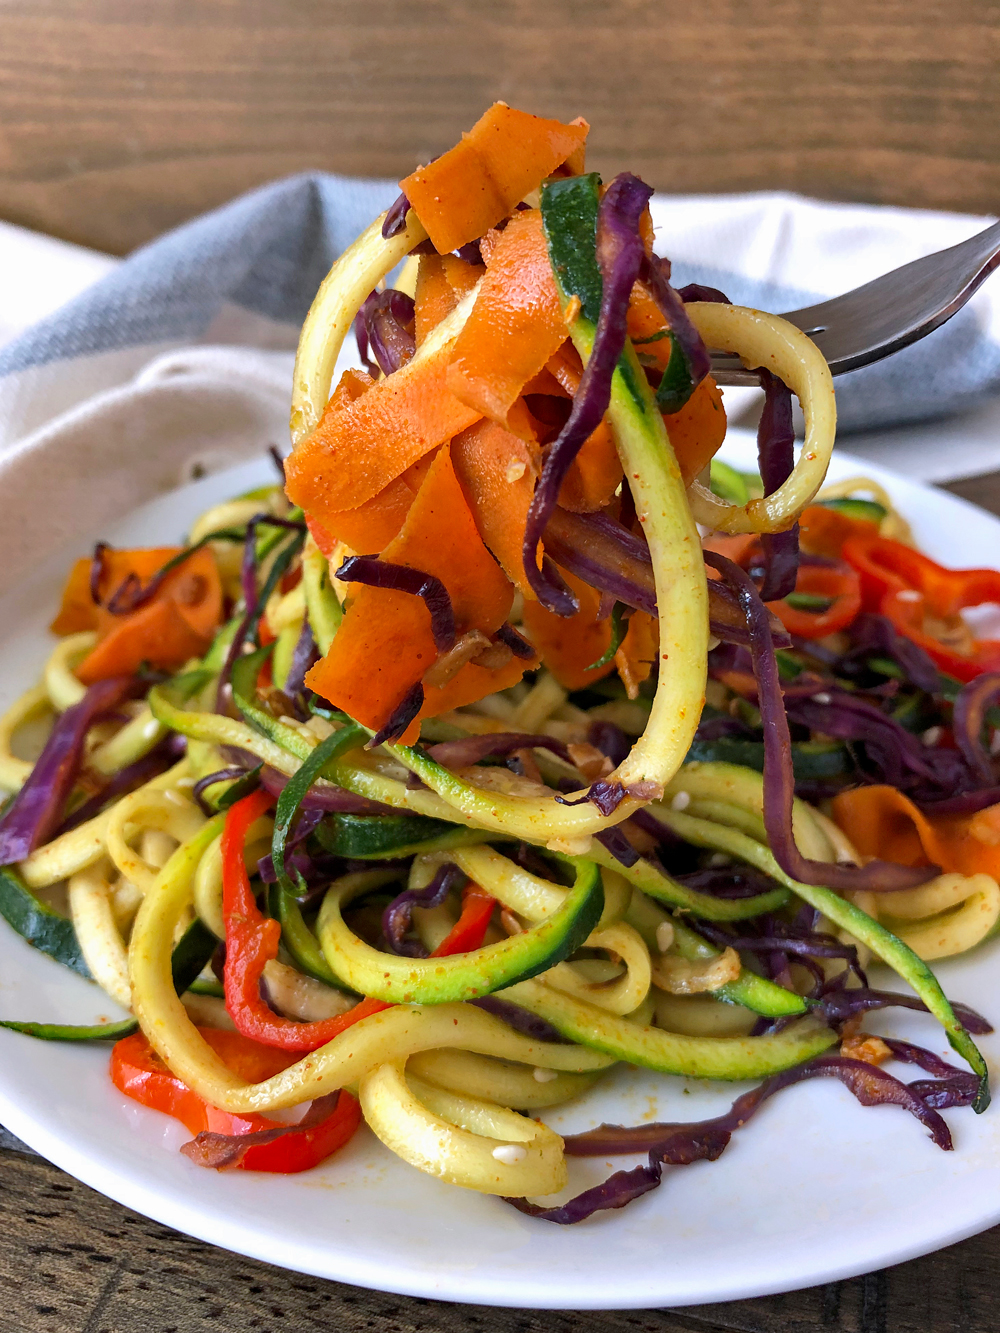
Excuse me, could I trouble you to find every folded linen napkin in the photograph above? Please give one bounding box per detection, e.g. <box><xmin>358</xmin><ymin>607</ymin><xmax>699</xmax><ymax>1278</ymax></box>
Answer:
<box><xmin>0</xmin><ymin>172</ymin><xmax>999</xmax><ymax>589</ymax></box>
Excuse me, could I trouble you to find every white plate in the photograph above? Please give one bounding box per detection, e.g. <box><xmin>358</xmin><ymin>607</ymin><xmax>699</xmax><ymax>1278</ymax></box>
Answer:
<box><xmin>2</xmin><ymin>433</ymin><xmax>1000</xmax><ymax>1311</ymax></box>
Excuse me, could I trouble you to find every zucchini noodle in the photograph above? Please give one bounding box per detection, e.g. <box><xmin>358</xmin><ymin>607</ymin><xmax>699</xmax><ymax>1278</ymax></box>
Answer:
<box><xmin>3</xmin><ymin>113</ymin><xmax>996</xmax><ymax>1225</ymax></box>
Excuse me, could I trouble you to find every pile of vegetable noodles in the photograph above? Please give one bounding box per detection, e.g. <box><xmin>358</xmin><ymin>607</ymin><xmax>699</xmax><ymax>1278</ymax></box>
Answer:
<box><xmin>2</xmin><ymin>103</ymin><xmax>1000</xmax><ymax>1221</ymax></box>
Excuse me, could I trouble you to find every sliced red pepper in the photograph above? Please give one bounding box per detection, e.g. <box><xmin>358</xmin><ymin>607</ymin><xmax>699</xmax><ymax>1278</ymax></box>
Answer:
<box><xmin>222</xmin><ymin>790</ymin><xmax>393</xmax><ymax>1050</ymax></box>
<box><xmin>768</xmin><ymin>562</ymin><xmax>862</xmax><ymax>640</ymax></box>
<box><xmin>110</xmin><ymin>1028</ymin><xmax>362</xmax><ymax>1173</ymax></box>
<box><xmin>842</xmin><ymin>533</ymin><xmax>1000</xmax><ymax>681</ymax></box>
<box><xmin>432</xmin><ymin>885</ymin><xmax>497</xmax><ymax>956</ymax></box>
<box><xmin>222</xmin><ymin>791</ymin><xmax>498</xmax><ymax>1050</ymax></box>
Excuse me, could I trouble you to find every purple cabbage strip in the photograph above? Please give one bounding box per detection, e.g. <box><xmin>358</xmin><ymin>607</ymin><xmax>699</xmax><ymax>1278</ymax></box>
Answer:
<box><xmin>918</xmin><ymin>786</ymin><xmax>1000</xmax><ymax>816</ymax></box>
<box><xmin>89</xmin><ymin>542</ymin><xmax>110</xmax><ymax>605</ymax></box>
<box><xmin>257</xmin><ymin>765</ymin><xmax>396</xmax><ymax>815</ymax></box>
<box><xmin>256</xmin><ymin>809</ymin><xmax>325</xmax><ymax>885</ymax></box>
<box><xmin>494</xmin><ymin>623</ymin><xmax>536</xmax><ymax>660</ymax></box>
<box><xmin>523</xmin><ymin>173</ymin><xmax>654</xmax><ymax>615</ymax></box>
<box><xmin>676</xmin><ymin>283</ymin><xmax>730</xmax><ymax>305</ymax></box>
<box><xmin>508</xmin><ymin>1053</ymin><xmax>954</xmax><ymax>1224</ymax></box>
<box><xmin>268</xmin><ymin>445</ymin><xmax>286</xmax><ymax>480</ymax></box>
<box><xmin>426</xmin><ymin>732</ymin><xmax>571</xmax><ymax>770</ymax></box>
<box><xmin>952</xmin><ymin>672</ymin><xmax>1000</xmax><ymax>787</ymax></box>
<box><xmin>283</xmin><ymin>619</ymin><xmax>318</xmax><ymax>701</ymax></box>
<box><xmin>336</xmin><ymin>556</ymin><xmax>455</xmax><ymax>653</ymax></box>
<box><xmin>469</xmin><ymin>995</ymin><xmax>571</xmax><ymax>1045</ymax></box>
<box><xmin>0</xmin><ymin>676</ymin><xmax>139</xmax><ymax>864</ymax></box>
<box><xmin>353</xmin><ymin>294</ymin><xmax>378</xmax><ymax>377</ymax></box>
<box><xmin>755</xmin><ymin>369</ymin><xmax>800</xmax><ymax>603</ymax></box>
<box><xmin>215</xmin><ymin>514</ymin><xmax>306</xmax><ymax>712</ymax></box>
<box><xmin>382</xmin><ymin>192</ymin><xmax>411</xmax><ymax>239</ymax></box>
<box><xmin>840</xmin><ymin>613</ymin><xmax>941</xmax><ymax>694</ymax></box>
<box><xmin>594</xmin><ymin>825</ymin><xmax>640</xmax><ymax>867</ymax></box>
<box><xmin>676</xmin><ymin>865</ymin><xmax>782</xmax><ymax>900</ymax></box>
<box><xmin>363</xmin><ymin>289</ymin><xmax>416</xmax><ymax>377</ymax></box>
<box><xmin>191</xmin><ymin>766</ymin><xmax>259</xmax><ymax>816</ymax></box>
<box><xmin>382</xmin><ymin>863</ymin><xmax>465</xmax><ymax>957</ymax></box>
<box><xmin>640</xmin><ymin>254</ymin><xmax>712</xmax><ymax>395</ymax></box>
<box><xmin>52</xmin><ymin>740</ymin><xmax>177</xmax><ymax>837</ymax></box>
<box><xmin>370</xmin><ymin>682</ymin><xmax>425</xmax><ymax>748</ymax></box>
<box><xmin>819</xmin><ymin>985</ymin><xmax>993</xmax><ymax>1035</ymax></box>
<box><xmin>704</xmin><ymin>550</ymin><xmax>934</xmax><ymax>892</ymax></box>
<box><xmin>588</xmin><ymin>721</ymin><xmax>631</xmax><ymax>768</ymax></box>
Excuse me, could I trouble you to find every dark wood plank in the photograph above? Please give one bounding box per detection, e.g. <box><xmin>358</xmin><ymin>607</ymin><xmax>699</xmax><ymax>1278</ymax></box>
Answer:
<box><xmin>1</xmin><ymin>1145</ymin><xmax>996</xmax><ymax>1333</ymax></box>
<box><xmin>1</xmin><ymin>0</ymin><xmax>1000</xmax><ymax>256</ymax></box>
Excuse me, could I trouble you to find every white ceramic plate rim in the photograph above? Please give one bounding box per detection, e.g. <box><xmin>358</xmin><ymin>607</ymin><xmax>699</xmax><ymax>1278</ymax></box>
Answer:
<box><xmin>2</xmin><ymin>431</ymin><xmax>1000</xmax><ymax>1310</ymax></box>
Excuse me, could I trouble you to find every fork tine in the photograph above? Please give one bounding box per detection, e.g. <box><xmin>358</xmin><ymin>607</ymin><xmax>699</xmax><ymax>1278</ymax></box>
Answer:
<box><xmin>704</xmin><ymin>217</ymin><xmax>1000</xmax><ymax>384</ymax></box>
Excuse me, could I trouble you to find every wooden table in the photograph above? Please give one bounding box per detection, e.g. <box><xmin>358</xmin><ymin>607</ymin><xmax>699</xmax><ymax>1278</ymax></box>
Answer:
<box><xmin>3</xmin><ymin>1</ymin><xmax>1000</xmax><ymax>1325</ymax></box>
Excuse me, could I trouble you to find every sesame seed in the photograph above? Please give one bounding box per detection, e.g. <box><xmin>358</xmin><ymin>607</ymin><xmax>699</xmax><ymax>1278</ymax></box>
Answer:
<box><xmin>811</xmin><ymin>692</ymin><xmax>832</xmax><ymax>705</ymax></box>
<box><xmin>142</xmin><ymin>719</ymin><xmax>161</xmax><ymax>739</ymax></box>
<box><xmin>492</xmin><ymin>1144</ymin><xmax>527</xmax><ymax>1164</ymax></box>
<box><xmin>897</xmin><ymin>589</ymin><xmax>921</xmax><ymax>603</ymax></box>
<box><xmin>670</xmin><ymin>790</ymin><xmax>691</xmax><ymax>812</ymax></box>
<box><xmin>505</xmin><ymin>461</ymin><xmax>526</xmax><ymax>483</ymax></box>
<box><xmin>532</xmin><ymin>1067</ymin><xmax>559</xmax><ymax>1083</ymax></box>
<box><xmin>922</xmin><ymin>725</ymin><xmax>942</xmax><ymax>746</ymax></box>
<box><xmin>656</xmin><ymin>921</ymin><xmax>675</xmax><ymax>953</ymax></box>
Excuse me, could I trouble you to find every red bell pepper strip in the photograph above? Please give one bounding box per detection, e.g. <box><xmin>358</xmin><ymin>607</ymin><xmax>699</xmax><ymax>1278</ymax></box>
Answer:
<box><xmin>768</xmin><ymin>562</ymin><xmax>861</xmax><ymax>640</ymax></box>
<box><xmin>110</xmin><ymin>1028</ymin><xmax>362</xmax><ymax>1173</ymax></box>
<box><xmin>842</xmin><ymin>533</ymin><xmax>1000</xmax><ymax>681</ymax></box>
<box><xmin>222</xmin><ymin>789</ymin><xmax>393</xmax><ymax>1050</ymax></box>
<box><xmin>222</xmin><ymin>791</ymin><xmax>497</xmax><ymax>1050</ymax></box>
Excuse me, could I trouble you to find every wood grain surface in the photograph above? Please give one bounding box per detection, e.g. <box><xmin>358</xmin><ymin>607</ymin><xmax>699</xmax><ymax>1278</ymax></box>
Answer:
<box><xmin>0</xmin><ymin>1143</ymin><xmax>996</xmax><ymax>1333</ymax></box>
<box><xmin>1</xmin><ymin>0</ymin><xmax>1000</xmax><ymax>256</ymax></box>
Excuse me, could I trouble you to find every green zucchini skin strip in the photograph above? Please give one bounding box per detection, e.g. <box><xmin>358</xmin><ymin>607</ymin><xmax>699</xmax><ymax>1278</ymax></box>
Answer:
<box><xmin>0</xmin><ymin>916</ymin><xmax>218</xmax><ymax>1043</ymax></box>
<box><xmin>267</xmin><ymin>883</ymin><xmax>357</xmax><ymax>990</ymax></box>
<box><xmin>503</xmin><ymin>979</ymin><xmax>836</xmax><ymax>1079</ymax></box>
<box><xmin>316</xmin><ymin>860</ymin><xmax>604</xmax><ymax>1004</ymax></box>
<box><xmin>669</xmin><ymin>918</ymin><xmax>807</xmax><ymax>1019</ymax></box>
<box><xmin>656</xmin><ymin>804</ymin><xmax>991</xmax><ymax>1109</ymax></box>
<box><xmin>587</xmin><ymin>840</ymin><xmax>789</xmax><ymax>922</ymax></box>
<box><xmin>315</xmin><ymin>813</ymin><xmax>485</xmax><ymax>860</ymax></box>
<box><xmin>0</xmin><ymin>865</ymin><xmax>90</xmax><ymax>977</ymax></box>
<box><xmin>270</xmin><ymin>720</ymin><xmax>368</xmax><ymax>898</ymax></box>
<box><xmin>302</xmin><ymin>537</ymin><xmax>342</xmax><ymax>655</ymax></box>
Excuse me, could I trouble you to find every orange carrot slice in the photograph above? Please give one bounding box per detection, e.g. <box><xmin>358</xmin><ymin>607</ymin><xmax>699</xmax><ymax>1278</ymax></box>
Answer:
<box><xmin>414</xmin><ymin>255</ymin><xmax>482</xmax><ymax>347</ymax></box>
<box><xmin>521</xmin><ymin>568</ymin><xmax>616</xmax><ymax>691</ymax></box>
<box><xmin>306</xmin><ymin>444</ymin><xmax>516</xmax><ymax>741</ymax></box>
<box><xmin>831</xmin><ymin>785</ymin><xmax>1000</xmax><ymax>882</ymax></box>
<box><xmin>451</xmin><ymin>420</ymin><xmax>539</xmax><ymax>597</ymax></box>
<box><xmin>285</xmin><ymin>341</ymin><xmax>480</xmax><ymax>524</ymax></box>
<box><xmin>662</xmin><ymin>376</ymin><xmax>727</xmax><ymax>487</ymax></box>
<box><xmin>308</xmin><ymin>453</ymin><xmax>438</xmax><ymax>554</ymax></box>
<box><xmin>558</xmin><ymin>419</ymin><xmax>623</xmax><ymax>513</ymax></box>
<box><xmin>447</xmin><ymin>210</ymin><xmax>569</xmax><ymax>433</ymax></box>
<box><xmin>400</xmin><ymin>104</ymin><xmax>589</xmax><ymax>255</ymax></box>
<box><xmin>73</xmin><ymin>547</ymin><xmax>222</xmax><ymax>683</ymax></box>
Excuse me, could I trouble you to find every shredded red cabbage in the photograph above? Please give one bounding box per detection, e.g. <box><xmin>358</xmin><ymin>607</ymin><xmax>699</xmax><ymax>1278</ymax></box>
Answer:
<box><xmin>755</xmin><ymin>369</ymin><xmax>800</xmax><ymax>602</ymax></box>
<box><xmin>524</xmin><ymin>174</ymin><xmax>653</xmax><ymax>614</ymax></box>
<box><xmin>494</xmin><ymin>623</ymin><xmax>536</xmax><ymax>660</ymax></box>
<box><xmin>0</xmin><ymin>676</ymin><xmax>140</xmax><ymax>864</ymax></box>
<box><xmin>180</xmin><ymin>1091</ymin><xmax>346</xmax><ymax>1169</ymax></box>
<box><xmin>258</xmin><ymin>766</ymin><xmax>396</xmax><ymax>815</ymax></box>
<box><xmin>382</xmin><ymin>862</ymin><xmax>465</xmax><ymax>957</ymax></box>
<box><xmin>283</xmin><ymin>620</ymin><xmax>318</xmax><ymax>701</ymax></box>
<box><xmin>507</xmin><ymin>1053</ymin><xmax>955</xmax><ymax>1224</ymax></box>
<box><xmin>370</xmin><ymin>681</ymin><xmax>425</xmax><ymax>747</ymax></box>
<box><xmin>952</xmin><ymin>672</ymin><xmax>1000</xmax><ymax>786</ymax></box>
<box><xmin>382</xmin><ymin>193</ymin><xmax>411</xmax><ymax>239</ymax></box>
<box><xmin>52</xmin><ymin>738</ymin><xmax>179</xmax><ymax>837</ymax></box>
<box><xmin>256</xmin><ymin>809</ymin><xmax>325</xmax><ymax>885</ymax></box>
<box><xmin>594</xmin><ymin>825</ymin><xmax>640</xmax><ymax>867</ymax></box>
<box><xmin>362</xmin><ymin>289</ymin><xmax>416</xmax><ymax>376</ymax></box>
<box><xmin>588</xmin><ymin>721</ymin><xmax>631</xmax><ymax>768</ymax></box>
<box><xmin>640</xmin><ymin>255</ymin><xmax>712</xmax><ymax>412</ymax></box>
<box><xmin>336</xmin><ymin>556</ymin><xmax>455</xmax><ymax>653</ymax></box>
<box><xmin>676</xmin><ymin>283</ymin><xmax>730</xmax><ymax>305</ymax></box>
<box><xmin>470</xmin><ymin>995</ymin><xmax>571</xmax><ymax>1044</ymax></box>
<box><xmin>840</xmin><ymin>613</ymin><xmax>942</xmax><ymax>694</ymax></box>
<box><xmin>191</xmin><ymin>766</ymin><xmax>260</xmax><ymax>815</ymax></box>
<box><xmin>704</xmin><ymin>550</ymin><xmax>934</xmax><ymax>892</ymax></box>
<box><xmin>819</xmin><ymin>985</ymin><xmax>992</xmax><ymax>1035</ymax></box>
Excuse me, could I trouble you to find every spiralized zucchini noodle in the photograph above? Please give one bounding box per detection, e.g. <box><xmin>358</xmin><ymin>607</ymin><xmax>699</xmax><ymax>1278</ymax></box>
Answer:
<box><xmin>2</xmin><ymin>104</ymin><xmax>999</xmax><ymax>1222</ymax></box>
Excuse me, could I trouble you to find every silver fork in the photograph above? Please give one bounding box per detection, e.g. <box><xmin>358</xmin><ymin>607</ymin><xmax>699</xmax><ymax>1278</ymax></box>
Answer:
<box><xmin>707</xmin><ymin>219</ymin><xmax>1000</xmax><ymax>385</ymax></box>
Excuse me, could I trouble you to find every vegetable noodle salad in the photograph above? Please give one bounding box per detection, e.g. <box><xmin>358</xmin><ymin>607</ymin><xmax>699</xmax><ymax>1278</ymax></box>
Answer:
<box><xmin>3</xmin><ymin>104</ymin><xmax>1000</xmax><ymax>1220</ymax></box>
